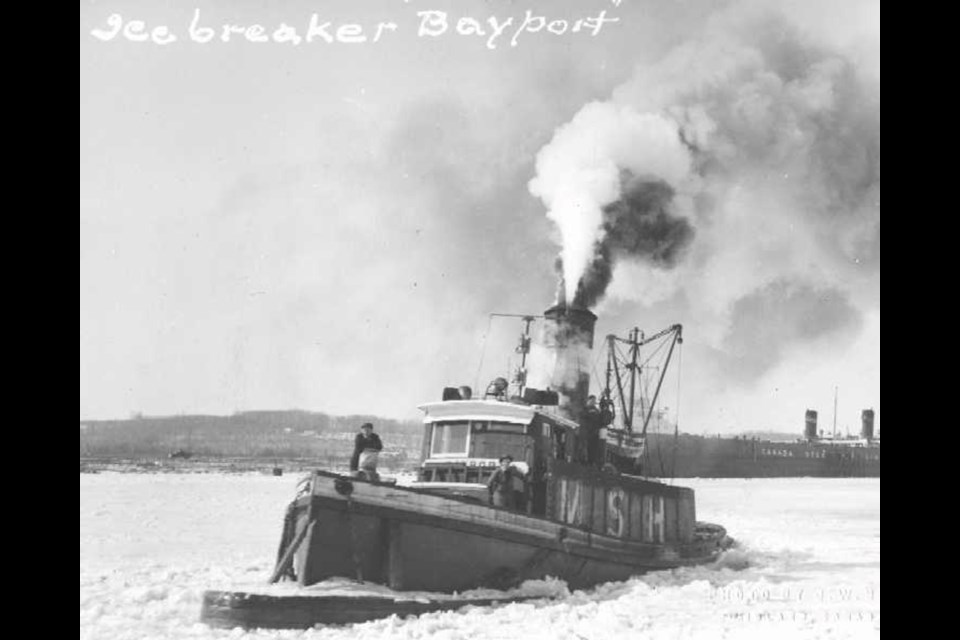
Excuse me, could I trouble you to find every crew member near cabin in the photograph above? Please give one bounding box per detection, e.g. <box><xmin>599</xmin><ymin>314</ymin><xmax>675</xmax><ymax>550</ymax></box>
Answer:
<box><xmin>488</xmin><ymin>455</ymin><xmax>522</xmax><ymax>509</ymax></box>
<box><xmin>350</xmin><ymin>422</ymin><xmax>383</xmax><ymax>472</ymax></box>
<box><xmin>581</xmin><ymin>395</ymin><xmax>603</xmax><ymax>467</ymax></box>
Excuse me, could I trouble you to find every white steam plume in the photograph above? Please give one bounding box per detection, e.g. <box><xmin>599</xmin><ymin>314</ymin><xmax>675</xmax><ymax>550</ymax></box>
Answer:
<box><xmin>528</xmin><ymin>103</ymin><xmax>693</xmax><ymax>304</ymax></box>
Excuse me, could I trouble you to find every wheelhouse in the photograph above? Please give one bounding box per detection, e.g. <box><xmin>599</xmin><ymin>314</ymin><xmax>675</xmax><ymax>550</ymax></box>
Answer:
<box><xmin>414</xmin><ymin>399</ymin><xmax>580</xmax><ymax>510</ymax></box>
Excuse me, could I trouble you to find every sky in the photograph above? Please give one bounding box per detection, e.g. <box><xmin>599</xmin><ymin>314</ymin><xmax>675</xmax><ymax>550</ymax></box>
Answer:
<box><xmin>80</xmin><ymin>0</ymin><xmax>880</xmax><ymax>434</ymax></box>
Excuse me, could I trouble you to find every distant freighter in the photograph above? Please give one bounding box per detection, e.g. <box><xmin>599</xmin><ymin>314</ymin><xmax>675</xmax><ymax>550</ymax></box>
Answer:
<box><xmin>642</xmin><ymin>409</ymin><xmax>880</xmax><ymax>478</ymax></box>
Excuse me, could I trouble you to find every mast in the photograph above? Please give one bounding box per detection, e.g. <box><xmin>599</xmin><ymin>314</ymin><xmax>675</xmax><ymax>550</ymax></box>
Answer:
<box><xmin>599</xmin><ymin>323</ymin><xmax>683</xmax><ymax>477</ymax></box>
<box><xmin>627</xmin><ymin>327</ymin><xmax>640</xmax><ymax>433</ymax></box>
<box><xmin>833</xmin><ymin>386</ymin><xmax>838</xmax><ymax>439</ymax></box>
<box><xmin>609</xmin><ymin>334</ymin><xmax>629</xmax><ymax>429</ymax></box>
<box><xmin>601</xmin><ymin>324</ymin><xmax>683</xmax><ymax>437</ymax></box>
<box><xmin>639</xmin><ymin>326</ymin><xmax>682</xmax><ymax>438</ymax></box>
<box><xmin>604</xmin><ymin>340</ymin><xmax>614</xmax><ymax>411</ymax></box>
<box><xmin>487</xmin><ymin>313</ymin><xmax>542</xmax><ymax>397</ymax></box>
<box><xmin>514</xmin><ymin>315</ymin><xmax>534</xmax><ymax>396</ymax></box>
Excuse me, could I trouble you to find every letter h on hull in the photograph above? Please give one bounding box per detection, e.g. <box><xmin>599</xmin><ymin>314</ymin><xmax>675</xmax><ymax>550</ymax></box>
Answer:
<box><xmin>643</xmin><ymin>495</ymin><xmax>665</xmax><ymax>543</ymax></box>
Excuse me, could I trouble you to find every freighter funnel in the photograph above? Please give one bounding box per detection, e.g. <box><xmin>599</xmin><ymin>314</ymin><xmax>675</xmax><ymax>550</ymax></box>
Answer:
<box><xmin>542</xmin><ymin>304</ymin><xmax>597</xmax><ymax>421</ymax></box>
<box><xmin>804</xmin><ymin>410</ymin><xmax>819</xmax><ymax>440</ymax></box>
<box><xmin>861</xmin><ymin>409</ymin><xmax>875</xmax><ymax>440</ymax></box>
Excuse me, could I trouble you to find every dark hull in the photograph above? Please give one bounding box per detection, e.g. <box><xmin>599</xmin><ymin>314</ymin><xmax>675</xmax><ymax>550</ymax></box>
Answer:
<box><xmin>643</xmin><ymin>435</ymin><xmax>880</xmax><ymax>478</ymax></box>
<box><xmin>285</xmin><ymin>472</ymin><xmax>731</xmax><ymax>593</ymax></box>
<box><xmin>200</xmin><ymin>590</ymin><xmax>540</xmax><ymax>629</ymax></box>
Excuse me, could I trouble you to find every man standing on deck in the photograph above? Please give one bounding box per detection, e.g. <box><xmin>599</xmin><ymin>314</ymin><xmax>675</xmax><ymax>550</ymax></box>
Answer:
<box><xmin>581</xmin><ymin>395</ymin><xmax>603</xmax><ymax>467</ymax></box>
<box><xmin>350</xmin><ymin>422</ymin><xmax>383</xmax><ymax>475</ymax></box>
<box><xmin>488</xmin><ymin>455</ymin><xmax>521</xmax><ymax>509</ymax></box>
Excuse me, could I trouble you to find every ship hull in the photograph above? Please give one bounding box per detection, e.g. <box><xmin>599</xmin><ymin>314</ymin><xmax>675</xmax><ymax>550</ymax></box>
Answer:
<box><xmin>642</xmin><ymin>435</ymin><xmax>880</xmax><ymax>478</ymax></box>
<box><xmin>285</xmin><ymin>472</ymin><xmax>731</xmax><ymax>592</ymax></box>
<box><xmin>200</xmin><ymin>591</ymin><xmax>541</xmax><ymax>629</ymax></box>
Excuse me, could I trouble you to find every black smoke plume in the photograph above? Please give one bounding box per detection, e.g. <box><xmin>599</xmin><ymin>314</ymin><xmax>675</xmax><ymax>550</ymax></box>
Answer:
<box><xmin>571</xmin><ymin>175</ymin><xmax>695</xmax><ymax>308</ymax></box>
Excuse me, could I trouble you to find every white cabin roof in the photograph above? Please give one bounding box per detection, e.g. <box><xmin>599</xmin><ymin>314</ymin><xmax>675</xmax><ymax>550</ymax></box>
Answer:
<box><xmin>417</xmin><ymin>399</ymin><xmax>580</xmax><ymax>429</ymax></box>
<box><xmin>417</xmin><ymin>400</ymin><xmax>536</xmax><ymax>425</ymax></box>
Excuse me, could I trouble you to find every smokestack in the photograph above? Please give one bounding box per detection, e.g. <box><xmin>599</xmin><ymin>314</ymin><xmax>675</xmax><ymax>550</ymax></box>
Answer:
<box><xmin>861</xmin><ymin>409</ymin><xmax>875</xmax><ymax>440</ymax></box>
<box><xmin>804</xmin><ymin>410</ymin><xmax>818</xmax><ymax>440</ymax></box>
<box><xmin>542</xmin><ymin>303</ymin><xmax>597</xmax><ymax>421</ymax></box>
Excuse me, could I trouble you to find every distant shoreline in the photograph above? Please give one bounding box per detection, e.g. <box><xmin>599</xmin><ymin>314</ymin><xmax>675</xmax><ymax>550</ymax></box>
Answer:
<box><xmin>79</xmin><ymin>454</ymin><xmax>419</xmax><ymax>475</ymax></box>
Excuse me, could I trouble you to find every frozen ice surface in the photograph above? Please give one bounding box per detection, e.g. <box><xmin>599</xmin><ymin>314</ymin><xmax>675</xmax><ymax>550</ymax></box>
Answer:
<box><xmin>80</xmin><ymin>474</ymin><xmax>879</xmax><ymax>639</ymax></box>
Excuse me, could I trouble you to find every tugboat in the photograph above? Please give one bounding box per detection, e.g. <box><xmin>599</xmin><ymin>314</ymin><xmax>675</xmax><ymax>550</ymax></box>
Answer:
<box><xmin>201</xmin><ymin>302</ymin><xmax>733</xmax><ymax>629</ymax></box>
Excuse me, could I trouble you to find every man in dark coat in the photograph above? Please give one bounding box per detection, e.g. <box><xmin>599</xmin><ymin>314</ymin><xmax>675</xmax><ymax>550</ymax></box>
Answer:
<box><xmin>488</xmin><ymin>455</ymin><xmax>521</xmax><ymax>509</ymax></box>
<box><xmin>350</xmin><ymin>422</ymin><xmax>383</xmax><ymax>472</ymax></box>
<box><xmin>581</xmin><ymin>395</ymin><xmax>603</xmax><ymax>467</ymax></box>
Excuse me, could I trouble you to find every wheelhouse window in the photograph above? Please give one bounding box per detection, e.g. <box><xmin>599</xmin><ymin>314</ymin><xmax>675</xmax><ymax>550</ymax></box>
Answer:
<box><xmin>470</xmin><ymin>421</ymin><xmax>530</xmax><ymax>460</ymax></box>
<box><xmin>431</xmin><ymin>421</ymin><xmax>469</xmax><ymax>457</ymax></box>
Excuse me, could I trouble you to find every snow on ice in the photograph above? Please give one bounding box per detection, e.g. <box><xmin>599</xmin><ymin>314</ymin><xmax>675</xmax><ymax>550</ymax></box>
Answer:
<box><xmin>80</xmin><ymin>474</ymin><xmax>880</xmax><ymax>639</ymax></box>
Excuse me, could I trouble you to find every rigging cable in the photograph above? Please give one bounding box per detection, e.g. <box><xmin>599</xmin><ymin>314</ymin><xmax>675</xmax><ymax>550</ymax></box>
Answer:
<box><xmin>589</xmin><ymin>343</ymin><xmax>606</xmax><ymax>392</ymax></box>
<box><xmin>640</xmin><ymin>336</ymin><xmax>669</xmax><ymax>369</ymax></box>
<box><xmin>474</xmin><ymin>314</ymin><xmax>495</xmax><ymax>394</ymax></box>
<box><xmin>670</xmin><ymin>339</ymin><xmax>684</xmax><ymax>483</ymax></box>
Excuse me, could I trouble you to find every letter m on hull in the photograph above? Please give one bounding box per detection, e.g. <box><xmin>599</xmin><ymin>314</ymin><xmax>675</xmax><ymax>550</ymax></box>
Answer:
<box><xmin>558</xmin><ymin>478</ymin><xmax>582</xmax><ymax>526</ymax></box>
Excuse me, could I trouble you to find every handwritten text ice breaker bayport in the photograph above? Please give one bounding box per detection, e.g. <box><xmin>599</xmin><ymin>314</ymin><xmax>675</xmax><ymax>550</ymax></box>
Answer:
<box><xmin>90</xmin><ymin>8</ymin><xmax>620</xmax><ymax>50</ymax></box>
